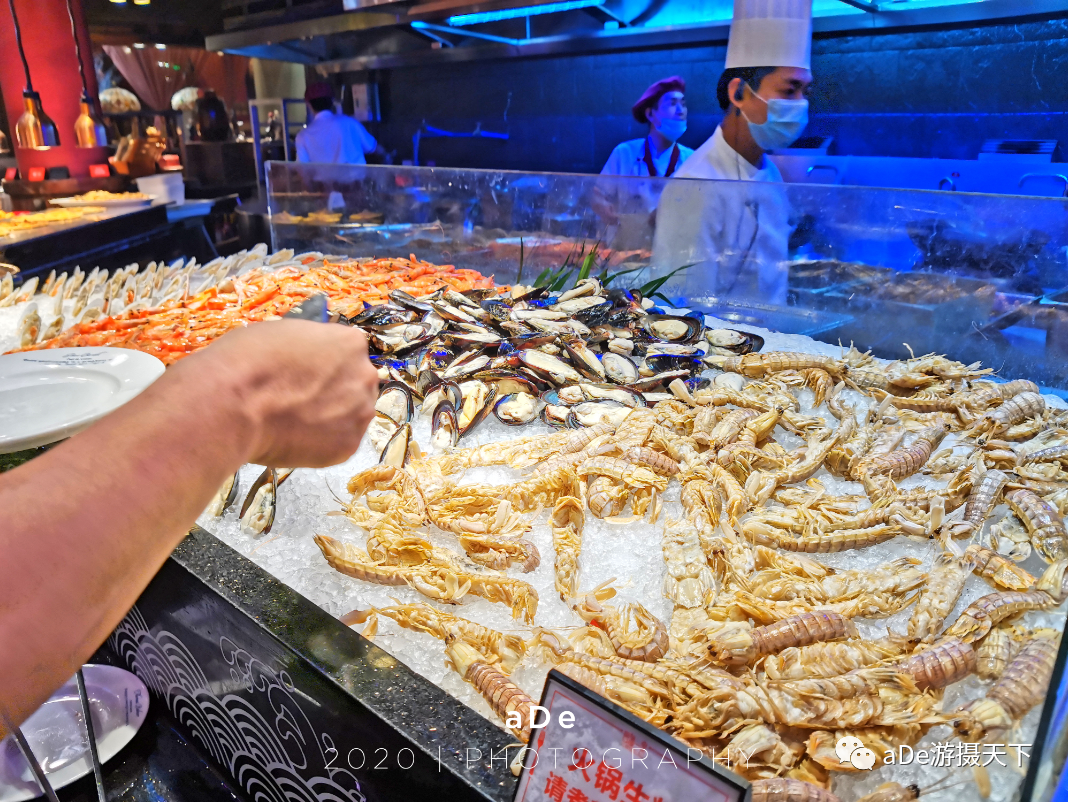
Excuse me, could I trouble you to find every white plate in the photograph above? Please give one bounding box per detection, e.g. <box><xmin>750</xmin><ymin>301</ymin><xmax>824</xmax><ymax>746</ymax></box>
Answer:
<box><xmin>0</xmin><ymin>347</ymin><xmax>165</xmax><ymax>453</ymax></box>
<box><xmin>0</xmin><ymin>665</ymin><xmax>150</xmax><ymax>801</ymax></box>
<box><xmin>50</xmin><ymin>197</ymin><xmax>155</xmax><ymax>209</ymax></box>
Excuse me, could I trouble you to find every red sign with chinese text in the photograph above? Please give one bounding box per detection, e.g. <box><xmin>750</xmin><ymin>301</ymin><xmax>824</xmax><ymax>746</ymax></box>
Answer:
<box><xmin>514</xmin><ymin>671</ymin><xmax>746</xmax><ymax>802</ymax></box>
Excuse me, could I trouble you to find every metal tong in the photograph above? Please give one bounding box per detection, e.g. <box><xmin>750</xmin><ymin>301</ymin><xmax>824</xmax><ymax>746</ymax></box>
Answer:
<box><xmin>282</xmin><ymin>292</ymin><xmax>330</xmax><ymax>322</ymax></box>
<box><xmin>76</xmin><ymin>668</ymin><xmax>107</xmax><ymax>801</ymax></box>
<box><xmin>0</xmin><ymin>667</ymin><xmax>107</xmax><ymax>802</ymax></box>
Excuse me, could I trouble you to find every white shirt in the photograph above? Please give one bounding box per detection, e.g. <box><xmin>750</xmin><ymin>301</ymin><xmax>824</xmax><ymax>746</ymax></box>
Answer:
<box><xmin>295</xmin><ymin>110</ymin><xmax>377</xmax><ymax>165</ymax></box>
<box><xmin>600</xmin><ymin>137</ymin><xmax>694</xmax><ymax>178</ymax></box>
<box><xmin>652</xmin><ymin>126</ymin><xmax>792</xmax><ymax>304</ymax></box>
<box><xmin>595</xmin><ymin>138</ymin><xmax>695</xmax><ymax>232</ymax></box>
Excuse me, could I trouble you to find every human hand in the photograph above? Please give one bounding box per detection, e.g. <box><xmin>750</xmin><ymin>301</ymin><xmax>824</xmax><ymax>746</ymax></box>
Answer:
<box><xmin>178</xmin><ymin>320</ymin><xmax>378</xmax><ymax>468</ymax></box>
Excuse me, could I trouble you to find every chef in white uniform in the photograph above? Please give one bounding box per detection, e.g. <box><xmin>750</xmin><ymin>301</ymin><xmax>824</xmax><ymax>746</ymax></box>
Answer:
<box><xmin>296</xmin><ymin>82</ymin><xmax>379</xmax><ymax>165</ymax></box>
<box><xmin>652</xmin><ymin>0</ymin><xmax>813</xmax><ymax>304</ymax></box>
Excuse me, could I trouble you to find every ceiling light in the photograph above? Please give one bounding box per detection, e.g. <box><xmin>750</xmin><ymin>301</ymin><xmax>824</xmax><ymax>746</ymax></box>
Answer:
<box><xmin>133</xmin><ymin>42</ymin><xmax>145</xmax><ymax>48</ymax></box>
<box><xmin>155</xmin><ymin>43</ymin><xmax>166</xmax><ymax>49</ymax></box>
<box><xmin>447</xmin><ymin>0</ymin><xmax>601</xmax><ymax>26</ymax></box>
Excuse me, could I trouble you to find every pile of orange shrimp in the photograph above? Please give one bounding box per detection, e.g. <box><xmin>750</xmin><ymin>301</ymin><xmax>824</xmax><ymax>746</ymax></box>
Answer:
<box><xmin>16</xmin><ymin>255</ymin><xmax>500</xmax><ymax>365</ymax></box>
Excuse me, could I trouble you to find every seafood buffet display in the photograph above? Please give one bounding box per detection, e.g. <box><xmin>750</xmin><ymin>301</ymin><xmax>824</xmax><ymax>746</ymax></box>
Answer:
<box><xmin>1</xmin><ymin>246</ymin><xmax>499</xmax><ymax>363</ymax></box>
<box><xmin>198</xmin><ymin>276</ymin><xmax>1067</xmax><ymax>802</ymax></box>
<box><xmin>1</xmin><ymin>237</ymin><xmax>1066</xmax><ymax>801</ymax></box>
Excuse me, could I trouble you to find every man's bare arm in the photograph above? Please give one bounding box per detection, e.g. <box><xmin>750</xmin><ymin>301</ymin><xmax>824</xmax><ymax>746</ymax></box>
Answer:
<box><xmin>0</xmin><ymin>321</ymin><xmax>378</xmax><ymax>734</ymax></box>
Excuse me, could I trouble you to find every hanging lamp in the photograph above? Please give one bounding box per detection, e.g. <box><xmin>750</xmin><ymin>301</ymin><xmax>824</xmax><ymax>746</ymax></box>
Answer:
<box><xmin>7</xmin><ymin>0</ymin><xmax>60</xmax><ymax>149</ymax></box>
<box><xmin>65</xmin><ymin>0</ymin><xmax>107</xmax><ymax>147</ymax></box>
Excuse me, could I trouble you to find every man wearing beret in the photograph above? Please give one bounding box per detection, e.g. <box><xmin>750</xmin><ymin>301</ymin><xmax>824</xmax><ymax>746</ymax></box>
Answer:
<box><xmin>600</xmin><ymin>77</ymin><xmax>694</xmax><ymax>178</ymax></box>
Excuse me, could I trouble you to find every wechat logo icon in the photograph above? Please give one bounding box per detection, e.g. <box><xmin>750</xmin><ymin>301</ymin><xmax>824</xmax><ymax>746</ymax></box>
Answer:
<box><xmin>836</xmin><ymin>736</ymin><xmax>876</xmax><ymax>770</ymax></box>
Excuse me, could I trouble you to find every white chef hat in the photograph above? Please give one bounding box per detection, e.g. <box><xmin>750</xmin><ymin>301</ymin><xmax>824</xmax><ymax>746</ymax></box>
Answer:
<box><xmin>725</xmin><ymin>0</ymin><xmax>813</xmax><ymax>71</ymax></box>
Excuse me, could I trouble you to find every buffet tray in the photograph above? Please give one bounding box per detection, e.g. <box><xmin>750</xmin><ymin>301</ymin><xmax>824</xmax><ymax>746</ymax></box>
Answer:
<box><xmin>686</xmin><ymin>296</ymin><xmax>853</xmax><ymax>337</ymax></box>
<box><xmin>818</xmin><ymin>272</ymin><xmax>999</xmax><ymax>360</ymax></box>
<box><xmin>952</xmin><ymin>290</ymin><xmax>1068</xmax><ymax>387</ymax></box>
<box><xmin>108</xmin><ymin>526</ymin><xmax>516</xmax><ymax>802</ymax></box>
<box><xmin>787</xmin><ymin>259</ymin><xmax>893</xmax><ymax>290</ymax></box>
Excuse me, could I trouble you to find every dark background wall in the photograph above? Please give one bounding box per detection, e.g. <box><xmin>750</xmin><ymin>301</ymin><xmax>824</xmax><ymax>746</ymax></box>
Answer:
<box><xmin>349</xmin><ymin>14</ymin><xmax>1068</xmax><ymax>173</ymax></box>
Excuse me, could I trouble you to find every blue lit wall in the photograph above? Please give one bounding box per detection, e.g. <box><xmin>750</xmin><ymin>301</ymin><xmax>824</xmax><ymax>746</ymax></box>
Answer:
<box><xmin>808</xmin><ymin>15</ymin><xmax>1068</xmax><ymax>159</ymax></box>
<box><xmin>357</xmin><ymin>14</ymin><xmax>1068</xmax><ymax>172</ymax></box>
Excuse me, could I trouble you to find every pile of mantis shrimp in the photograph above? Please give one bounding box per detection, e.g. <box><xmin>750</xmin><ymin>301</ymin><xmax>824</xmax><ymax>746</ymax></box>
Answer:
<box><xmin>308</xmin><ymin>346</ymin><xmax>1068</xmax><ymax>802</ymax></box>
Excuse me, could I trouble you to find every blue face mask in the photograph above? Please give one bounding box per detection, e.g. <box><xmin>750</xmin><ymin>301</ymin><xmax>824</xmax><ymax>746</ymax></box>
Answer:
<box><xmin>742</xmin><ymin>90</ymin><xmax>809</xmax><ymax>151</ymax></box>
<box><xmin>654</xmin><ymin>117</ymin><xmax>687</xmax><ymax>143</ymax></box>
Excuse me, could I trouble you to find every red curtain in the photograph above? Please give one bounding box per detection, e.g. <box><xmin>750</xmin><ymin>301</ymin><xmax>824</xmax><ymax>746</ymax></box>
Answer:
<box><xmin>102</xmin><ymin>45</ymin><xmax>249</xmax><ymax>112</ymax></box>
<box><xmin>188</xmin><ymin>50</ymin><xmax>250</xmax><ymax>112</ymax></box>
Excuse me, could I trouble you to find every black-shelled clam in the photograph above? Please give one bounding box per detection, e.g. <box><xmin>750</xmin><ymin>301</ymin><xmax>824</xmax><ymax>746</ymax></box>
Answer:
<box><xmin>705</xmin><ymin>328</ymin><xmax>764</xmax><ymax>355</ymax></box>
<box><xmin>420</xmin><ymin>345</ymin><xmax>455</xmax><ymax>373</ymax></box>
<box><xmin>540</xmin><ymin>403</ymin><xmax>571</xmax><ymax>427</ymax></box>
<box><xmin>369</xmin><ymin>355</ymin><xmax>407</xmax><ymax>381</ymax></box>
<box><xmin>509</xmin><ymin>333</ymin><xmax>557</xmax><ymax>350</ymax></box>
<box><xmin>566</xmin><ymin>400</ymin><xmax>632</xmax><ymax>429</ymax></box>
<box><xmin>376</xmin><ymin>381</ymin><xmax>415</xmax><ymax>425</ymax></box>
<box><xmin>380</xmin><ymin>423</ymin><xmax>413</xmax><ymax>467</ymax></box>
<box><xmin>443</xmin><ymin>330</ymin><xmax>502</xmax><ymax>349</ymax></box>
<box><xmin>389</xmin><ymin>289</ymin><xmax>434</xmax><ymax>314</ymax></box>
<box><xmin>684</xmin><ymin>376</ymin><xmax>712</xmax><ymax>394</ymax></box>
<box><xmin>430</xmin><ymin>300</ymin><xmax>482</xmax><ymax>324</ymax></box>
<box><xmin>205</xmin><ymin>471</ymin><xmax>241</xmax><ymax>517</ymax></box>
<box><xmin>473</xmin><ymin>370</ymin><xmax>542</xmax><ymax>397</ymax></box>
<box><xmin>556</xmin><ymin>297</ymin><xmax>613</xmax><ymax>327</ymax></box>
<box><xmin>444</xmin><ymin>380</ymin><xmax>464</xmax><ymax>410</ymax></box>
<box><xmin>645</xmin><ymin>354</ymin><xmax>702</xmax><ymax>375</ymax></box>
<box><xmin>510</xmin><ymin>285</ymin><xmax>550</xmax><ymax>303</ymax></box>
<box><xmin>494</xmin><ymin>391</ymin><xmax>542</xmax><ymax>426</ymax></box>
<box><xmin>354</xmin><ymin>303</ymin><xmax>415</xmax><ymax>327</ymax></box>
<box><xmin>642</xmin><ymin>314</ymin><xmax>703</xmax><ymax>344</ymax></box>
<box><xmin>519</xmin><ymin>350</ymin><xmax>584</xmax><ymax>385</ymax></box>
<box><xmin>431</xmin><ymin>400</ymin><xmax>459</xmax><ymax>448</ymax></box>
<box><xmin>368</xmin><ymin>321</ymin><xmax>435</xmax><ymax>355</ymax></box>
<box><xmin>239</xmin><ymin>467</ymin><xmax>294</xmax><ymax>535</ymax></box>
<box><xmin>461</xmin><ymin>288</ymin><xmax>500</xmax><ymax>302</ymax></box>
<box><xmin>481</xmin><ymin>299</ymin><xmax>513</xmax><ymax>321</ymax></box>
<box><xmin>422</xmin><ymin>310</ymin><xmax>446</xmax><ymax>338</ymax></box>
<box><xmin>627</xmin><ymin>369</ymin><xmax>691</xmax><ymax>393</ymax></box>
<box><xmin>563</xmin><ymin>339</ymin><xmax>607</xmax><ymax>381</ymax></box>
<box><xmin>457</xmin><ymin>382</ymin><xmax>497</xmax><ymax>436</ymax></box>
<box><xmin>602</xmin><ymin>352</ymin><xmax>640</xmax><ymax>384</ymax></box>
<box><xmin>579</xmin><ymin>382</ymin><xmax>647</xmax><ymax>408</ymax></box>
<box><xmin>421</xmin><ymin>379</ymin><xmax>463</xmax><ymax>417</ymax></box>
<box><xmin>417</xmin><ymin>369</ymin><xmax>443</xmax><ymax>396</ymax></box>
<box><xmin>443</xmin><ymin>352</ymin><xmax>490</xmax><ymax>380</ymax></box>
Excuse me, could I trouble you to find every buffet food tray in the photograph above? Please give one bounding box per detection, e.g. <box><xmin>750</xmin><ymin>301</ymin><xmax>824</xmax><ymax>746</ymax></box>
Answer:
<box><xmin>686</xmin><ymin>296</ymin><xmax>854</xmax><ymax>337</ymax></box>
<box><xmin>820</xmin><ymin>272</ymin><xmax>999</xmax><ymax>359</ymax></box>
<box><xmin>788</xmin><ymin>259</ymin><xmax>894</xmax><ymax>290</ymax></box>
<box><xmin>951</xmin><ymin>291</ymin><xmax>1068</xmax><ymax>388</ymax></box>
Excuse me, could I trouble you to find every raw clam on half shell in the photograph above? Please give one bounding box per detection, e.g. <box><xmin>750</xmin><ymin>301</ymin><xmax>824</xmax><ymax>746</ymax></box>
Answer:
<box><xmin>494</xmin><ymin>391</ymin><xmax>541</xmax><ymax>425</ymax></box>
